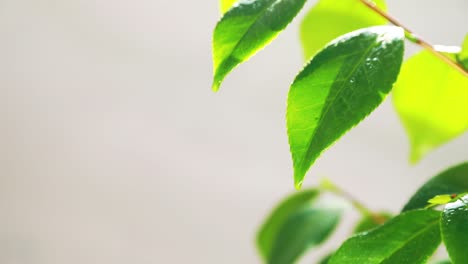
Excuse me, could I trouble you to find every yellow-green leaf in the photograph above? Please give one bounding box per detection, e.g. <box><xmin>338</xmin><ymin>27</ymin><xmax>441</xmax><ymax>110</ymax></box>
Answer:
<box><xmin>427</xmin><ymin>194</ymin><xmax>453</xmax><ymax>206</ymax></box>
<box><xmin>460</xmin><ymin>35</ymin><xmax>468</xmax><ymax>59</ymax></box>
<box><xmin>300</xmin><ymin>0</ymin><xmax>387</xmax><ymax>60</ymax></box>
<box><xmin>458</xmin><ymin>34</ymin><xmax>468</xmax><ymax>69</ymax></box>
<box><xmin>220</xmin><ymin>0</ymin><xmax>237</xmax><ymax>14</ymax></box>
<box><xmin>393</xmin><ymin>50</ymin><xmax>468</xmax><ymax>163</ymax></box>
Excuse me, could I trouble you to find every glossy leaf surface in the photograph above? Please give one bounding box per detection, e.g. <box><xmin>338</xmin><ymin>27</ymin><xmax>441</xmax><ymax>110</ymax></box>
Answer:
<box><xmin>220</xmin><ymin>0</ymin><xmax>237</xmax><ymax>14</ymax></box>
<box><xmin>329</xmin><ymin>210</ymin><xmax>441</xmax><ymax>264</ymax></box>
<box><xmin>257</xmin><ymin>189</ymin><xmax>319</xmax><ymax>260</ymax></box>
<box><xmin>287</xmin><ymin>26</ymin><xmax>404</xmax><ymax>187</ymax></box>
<box><xmin>441</xmin><ymin>195</ymin><xmax>468</xmax><ymax>264</ymax></box>
<box><xmin>393</xmin><ymin>50</ymin><xmax>468</xmax><ymax>163</ymax></box>
<box><xmin>268</xmin><ymin>208</ymin><xmax>341</xmax><ymax>264</ymax></box>
<box><xmin>212</xmin><ymin>0</ymin><xmax>307</xmax><ymax>91</ymax></box>
<box><xmin>403</xmin><ymin>162</ymin><xmax>468</xmax><ymax>211</ymax></box>
<box><xmin>300</xmin><ymin>0</ymin><xmax>387</xmax><ymax>60</ymax></box>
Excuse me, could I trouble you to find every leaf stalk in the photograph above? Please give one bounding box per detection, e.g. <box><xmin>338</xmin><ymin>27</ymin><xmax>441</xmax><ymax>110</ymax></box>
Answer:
<box><xmin>320</xmin><ymin>179</ymin><xmax>386</xmax><ymax>224</ymax></box>
<box><xmin>359</xmin><ymin>0</ymin><xmax>468</xmax><ymax>78</ymax></box>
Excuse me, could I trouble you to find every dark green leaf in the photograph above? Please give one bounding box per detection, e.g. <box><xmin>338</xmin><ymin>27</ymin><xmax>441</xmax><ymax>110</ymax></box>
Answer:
<box><xmin>353</xmin><ymin>212</ymin><xmax>392</xmax><ymax>234</ymax></box>
<box><xmin>402</xmin><ymin>162</ymin><xmax>468</xmax><ymax>212</ymax></box>
<box><xmin>287</xmin><ymin>26</ymin><xmax>404</xmax><ymax>187</ymax></box>
<box><xmin>441</xmin><ymin>194</ymin><xmax>468</xmax><ymax>264</ymax></box>
<box><xmin>257</xmin><ymin>189</ymin><xmax>319</xmax><ymax>260</ymax></box>
<box><xmin>300</xmin><ymin>0</ymin><xmax>387</xmax><ymax>60</ymax></box>
<box><xmin>432</xmin><ymin>260</ymin><xmax>452</xmax><ymax>264</ymax></box>
<box><xmin>220</xmin><ymin>0</ymin><xmax>237</xmax><ymax>14</ymax></box>
<box><xmin>329</xmin><ymin>210</ymin><xmax>441</xmax><ymax>264</ymax></box>
<box><xmin>268</xmin><ymin>208</ymin><xmax>341</xmax><ymax>264</ymax></box>
<box><xmin>393</xmin><ymin>48</ymin><xmax>468</xmax><ymax>163</ymax></box>
<box><xmin>212</xmin><ymin>0</ymin><xmax>307</xmax><ymax>91</ymax></box>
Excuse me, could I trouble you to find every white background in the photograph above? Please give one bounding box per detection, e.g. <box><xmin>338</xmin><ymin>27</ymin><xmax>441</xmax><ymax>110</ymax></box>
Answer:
<box><xmin>1</xmin><ymin>0</ymin><xmax>467</xmax><ymax>263</ymax></box>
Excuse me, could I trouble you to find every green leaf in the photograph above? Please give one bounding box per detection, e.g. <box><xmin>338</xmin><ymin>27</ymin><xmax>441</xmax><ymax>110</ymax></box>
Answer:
<box><xmin>220</xmin><ymin>0</ymin><xmax>237</xmax><ymax>14</ymax></box>
<box><xmin>402</xmin><ymin>162</ymin><xmax>468</xmax><ymax>212</ymax></box>
<box><xmin>287</xmin><ymin>26</ymin><xmax>404</xmax><ymax>187</ymax></box>
<box><xmin>441</xmin><ymin>194</ymin><xmax>468</xmax><ymax>264</ymax></box>
<box><xmin>353</xmin><ymin>212</ymin><xmax>392</xmax><ymax>234</ymax></box>
<box><xmin>392</xmin><ymin>49</ymin><xmax>468</xmax><ymax>163</ymax></box>
<box><xmin>212</xmin><ymin>0</ymin><xmax>307</xmax><ymax>91</ymax></box>
<box><xmin>329</xmin><ymin>210</ymin><xmax>441</xmax><ymax>264</ymax></box>
<box><xmin>458</xmin><ymin>35</ymin><xmax>468</xmax><ymax>69</ymax></box>
<box><xmin>268</xmin><ymin>208</ymin><xmax>341</xmax><ymax>264</ymax></box>
<box><xmin>432</xmin><ymin>260</ymin><xmax>452</xmax><ymax>264</ymax></box>
<box><xmin>257</xmin><ymin>189</ymin><xmax>319</xmax><ymax>260</ymax></box>
<box><xmin>300</xmin><ymin>0</ymin><xmax>387</xmax><ymax>60</ymax></box>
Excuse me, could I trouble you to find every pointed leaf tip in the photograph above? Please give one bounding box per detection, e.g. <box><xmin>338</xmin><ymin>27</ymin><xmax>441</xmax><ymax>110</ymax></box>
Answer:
<box><xmin>294</xmin><ymin>180</ymin><xmax>303</xmax><ymax>190</ymax></box>
<box><xmin>211</xmin><ymin>81</ymin><xmax>220</xmax><ymax>92</ymax></box>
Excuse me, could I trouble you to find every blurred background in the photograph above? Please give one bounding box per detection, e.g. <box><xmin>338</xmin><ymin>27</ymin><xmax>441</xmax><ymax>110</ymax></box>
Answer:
<box><xmin>1</xmin><ymin>0</ymin><xmax>467</xmax><ymax>263</ymax></box>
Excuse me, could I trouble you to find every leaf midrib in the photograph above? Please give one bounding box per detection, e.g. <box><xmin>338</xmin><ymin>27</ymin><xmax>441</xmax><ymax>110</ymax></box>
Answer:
<box><xmin>379</xmin><ymin>217</ymin><xmax>439</xmax><ymax>263</ymax></box>
<box><xmin>298</xmin><ymin>38</ymin><xmax>380</xmax><ymax>171</ymax></box>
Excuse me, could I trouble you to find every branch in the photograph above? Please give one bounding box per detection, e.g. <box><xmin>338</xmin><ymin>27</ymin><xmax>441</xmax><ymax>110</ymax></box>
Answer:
<box><xmin>359</xmin><ymin>0</ymin><xmax>468</xmax><ymax>78</ymax></box>
<box><xmin>320</xmin><ymin>179</ymin><xmax>387</xmax><ymax>224</ymax></box>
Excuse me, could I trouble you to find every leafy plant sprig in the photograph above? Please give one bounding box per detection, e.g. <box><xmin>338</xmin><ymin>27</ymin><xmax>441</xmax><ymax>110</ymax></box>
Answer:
<box><xmin>211</xmin><ymin>0</ymin><xmax>468</xmax><ymax>263</ymax></box>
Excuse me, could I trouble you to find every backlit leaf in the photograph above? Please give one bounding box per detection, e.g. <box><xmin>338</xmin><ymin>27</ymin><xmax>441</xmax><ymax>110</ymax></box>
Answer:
<box><xmin>220</xmin><ymin>0</ymin><xmax>237</xmax><ymax>14</ymax></box>
<box><xmin>393</xmin><ymin>49</ymin><xmax>468</xmax><ymax>163</ymax></box>
<box><xmin>287</xmin><ymin>26</ymin><xmax>404</xmax><ymax>187</ymax></box>
<box><xmin>212</xmin><ymin>0</ymin><xmax>307</xmax><ymax>91</ymax></box>
<box><xmin>300</xmin><ymin>0</ymin><xmax>387</xmax><ymax>60</ymax></box>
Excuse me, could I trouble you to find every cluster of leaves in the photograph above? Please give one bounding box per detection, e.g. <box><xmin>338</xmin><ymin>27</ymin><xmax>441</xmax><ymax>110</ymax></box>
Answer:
<box><xmin>256</xmin><ymin>163</ymin><xmax>468</xmax><ymax>264</ymax></box>
<box><xmin>211</xmin><ymin>0</ymin><xmax>468</xmax><ymax>263</ymax></box>
<box><xmin>213</xmin><ymin>0</ymin><xmax>468</xmax><ymax>186</ymax></box>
